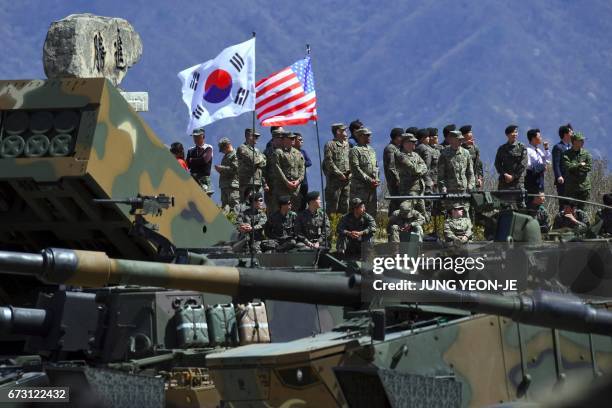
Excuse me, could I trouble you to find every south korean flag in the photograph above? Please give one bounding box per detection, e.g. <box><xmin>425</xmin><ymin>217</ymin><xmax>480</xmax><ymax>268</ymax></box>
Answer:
<box><xmin>178</xmin><ymin>38</ymin><xmax>255</xmax><ymax>133</ymax></box>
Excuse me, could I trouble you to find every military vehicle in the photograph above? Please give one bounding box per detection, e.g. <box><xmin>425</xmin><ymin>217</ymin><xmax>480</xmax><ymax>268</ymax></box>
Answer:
<box><xmin>1</xmin><ymin>247</ymin><xmax>612</xmax><ymax>407</ymax></box>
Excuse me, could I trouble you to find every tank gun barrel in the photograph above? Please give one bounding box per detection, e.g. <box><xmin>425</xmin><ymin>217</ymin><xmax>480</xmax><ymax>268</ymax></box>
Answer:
<box><xmin>0</xmin><ymin>306</ymin><xmax>49</xmax><ymax>336</ymax></box>
<box><xmin>419</xmin><ymin>287</ymin><xmax>612</xmax><ymax>335</ymax></box>
<box><xmin>0</xmin><ymin>248</ymin><xmax>360</xmax><ymax>307</ymax></box>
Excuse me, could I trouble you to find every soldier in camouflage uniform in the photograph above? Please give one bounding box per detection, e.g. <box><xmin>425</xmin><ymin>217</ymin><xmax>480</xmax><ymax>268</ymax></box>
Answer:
<box><xmin>384</xmin><ymin>128</ymin><xmax>404</xmax><ymax>216</ymax></box>
<box><xmin>562</xmin><ymin>133</ymin><xmax>592</xmax><ymax>209</ymax></box>
<box><xmin>553</xmin><ymin>203</ymin><xmax>590</xmax><ymax>233</ymax></box>
<box><xmin>323</xmin><ymin>123</ymin><xmax>351</xmax><ymax>215</ymax></box>
<box><xmin>414</xmin><ymin>128</ymin><xmax>435</xmax><ymax>194</ymax></box>
<box><xmin>438</xmin><ymin>130</ymin><xmax>475</xmax><ymax>212</ymax></box>
<box><xmin>526</xmin><ymin>192</ymin><xmax>551</xmax><ymax>233</ymax></box>
<box><xmin>387</xmin><ymin>201</ymin><xmax>426</xmax><ymax>243</ymax></box>
<box><xmin>460</xmin><ymin>125</ymin><xmax>484</xmax><ymax>190</ymax></box>
<box><xmin>295</xmin><ymin>191</ymin><xmax>330</xmax><ymax>250</ymax></box>
<box><xmin>237</xmin><ymin>129</ymin><xmax>267</xmax><ymax>201</ymax></box>
<box><xmin>264</xmin><ymin>127</ymin><xmax>283</xmax><ymax>209</ymax></box>
<box><xmin>444</xmin><ymin>203</ymin><xmax>473</xmax><ymax>244</ymax></box>
<box><xmin>336</xmin><ymin>198</ymin><xmax>377</xmax><ymax>257</ymax></box>
<box><xmin>264</xmin><ymin>195</ymin><xmax>297</xmax><ymax>252</ymax></box>
<box><xmin>397</xmin><ymin>133</ymin><xmax>428</xmax><ymax>217</ymax></box>
<box><xmin>214</xmin><ymin>137</ymin><xmax>239</xmax><ymax>213</ymax></box>
<box><xmin>494</xmin><ymin>125</ymin><xmax>527</xmax><ymax>191</ymax></box>
<box><xmin>427</xmin><ymin>128</ymin><xmax>441</xmax><ymax>191</ymax></box>
<box><xmin>234</xmin><ymin>193</ymin><xmax>267</xmax><ymax>253</ymax></box>
<box><xmin>270</xmin><ymin>132</ymin><xmax>305</xmax><ymax>213</ymax></box>
<box><xmin>349</xmin><ymin>128</ymin><xmax>380</xmax><ymax>217</ymax></box>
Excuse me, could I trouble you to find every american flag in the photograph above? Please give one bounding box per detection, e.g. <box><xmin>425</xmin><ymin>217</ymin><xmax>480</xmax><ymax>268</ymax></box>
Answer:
<box><xmin>255</xmin><ymin>57</ymin><xmax>317</xmax><ymax>127</ymax></box>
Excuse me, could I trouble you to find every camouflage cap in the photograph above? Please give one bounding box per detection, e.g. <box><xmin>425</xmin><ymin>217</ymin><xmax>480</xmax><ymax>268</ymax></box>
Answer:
<box><xmin>354</xmin><ymin>127</ymin><xmax>372</xmax><ymax>137</ymax></box>
<box><xmin>571</xmin><ymin>132</ymin><xmax>585</xmax><ymax>141</ymax></box>
<box><xmin>218</xmin><ymin>137</ymin><xmax>231</xmax><ymax>151</ymax></box>
<box><xmin>286</xmin><ymin>132</ymin><xmax>296</xmax><ymax>139</ymax></box>
<box><xmin>350</xmin><ymin>197</ymin><xmax>364</xmax><ymax>209</ymax></box>
<box><xmin>402</xmin><ymin>133</ymin><xmax>417</xmax><ymax>143</ymax></box>
<box><xmin>399</xmin><ymin>201</ymin><xmax>413</xmax><ymax>214</ymax></box>
<box><xmin>451</xmin><ymin>202</ymin><xmax>465</xmax><ymax>209</ymax></box>
<box><xmin>331</xmin><ymin>123</ymin><xmax>347</xmax><ymax>131</ymax></box>
<box><xmin>192</xmin><ymin>128</ymin><xmax>205</xmax><ymax>136</ymax></box>
<box><xmin>448</xmin><ymin>130</ymin><xmax>464</xmax><ymax>140</ymax></box>
<box><xmin>245</xmin><ymin>128</ymin><xmax>261</xmax><ymax>137</ymax></box>
<box><xmin>271</xmin><ymin>130</ymin><xmax>283</xmax><ymax>138</ymax></box>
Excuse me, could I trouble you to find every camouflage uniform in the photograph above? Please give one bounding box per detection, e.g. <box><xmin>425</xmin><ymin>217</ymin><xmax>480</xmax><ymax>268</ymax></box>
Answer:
<box><xmin>462</xmin><ymin>144</ymin><xmax>483</xmax><ymax>187</ymax></box>
<box><xmin>562</xmin><ymin>147</ymin><xmax>592</xmax><ymax>209</ymax></box>
<box><xmin>527</xmin><ymin>202</ymin><xmax>551</xmax><ymax>233</ymax></box>
<box><xmin>234</xmin><ymin>206</ymin><xmax>267</xmax><ymax>253</ymax></box>
<box><xmin>444</xmin><ymin>216</ymin><xmax>473</xmax><ymax>244</ymax></box>
<box><xmin>217</xmin><ymin>148</ymin><xmax>239</xmax><ymax>212</ymax></box>
<box><xmin>349</xmin><ymin>143</ymin><xmax>379</xmax><ymax>217</ymax></box>
<box><xmin>494</xmin><ymin>142</ymin><xmax>527</xmax><ymax>190</ymax></box>
<box><xmin>396</xmin><ymin>150</ymin><xmax>428</xmax><ymax>217</ymax></box>
<box><xmin>264</xmin><ymin>210</ymin><xmax>297</xmax><ymax>252</ymax></box>
<box><xmin>323</xmin><ymin>139</ymin><xmax>350</xmax><ymax>215</ymax></box>
<box><xmin>387</xmin><ymin>202</ymin><xmax>425</xmax><ymax>243</ymax></box>
<box><xmin>271</xmin><ymin>146</ymin><xmax>305</xmax><ymax>213</ymax></box>
<box><xmin>295</xmin><ymin>208</ymin><xmax>331</xmax><ymax>249</ymax></box>
<box><xmin>263</xmin><ymin>138</ymin><xmax>279</xmax><ymax>209</ymax></box>
<box><xmin>237</xmin><ymin>143</ymin><xmax>266</xmax><ymax>200</ymax></box>
<box><xmin>415</xmin><ymin>142</ymin><xmax>435</xmax><ymax>193</ymax></box>
<box><xmin>437</xmin><ymin>146</ymin><xmax>475</xmax><ymax>193</ymax></box>
<box><xmin>336</xmin><ymin>211</ymin><xmax>377</xmax><ymax>256</ymax></box>
<box><xmin>553</xmin><ymin>209</ymin><xmax>590</xmax><ymax>233</ymax></box>
<box><xmin>383</xmin><ymin>142</ymin><xmax>402</xmax><ymax>216</ymax></box>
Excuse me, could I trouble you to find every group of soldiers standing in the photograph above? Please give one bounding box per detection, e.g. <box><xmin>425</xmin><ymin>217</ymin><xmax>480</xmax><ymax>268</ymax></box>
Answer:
<box><xmin>170</xmin><ymin>119</ymin><xmax>606</xmax><ymax>257</ymax></box>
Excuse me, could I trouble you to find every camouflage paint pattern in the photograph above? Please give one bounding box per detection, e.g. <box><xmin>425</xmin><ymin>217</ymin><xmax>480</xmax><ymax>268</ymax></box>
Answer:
<box><xmin>0</xmin><ymin>79</ymin><xmax>233</xmax><ymax>258</ymax></box>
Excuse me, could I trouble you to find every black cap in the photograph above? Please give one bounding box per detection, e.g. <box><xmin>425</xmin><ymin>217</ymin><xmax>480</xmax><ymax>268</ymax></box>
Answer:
<box><xmin>350</xmin><ymin>197</ymin><xmax>364</xmax><ymax>209</ymax></box>
<box><xmin>428</xmin><ymin>127</ymin><xmax>438</xmax><ymax>137</ymax></box>
<box><xmin>406</xmin><ymin>126</ymin><xmax>419</xmax><ymax>136</ymax></box>
<box><xmin>349</xmin><ymin>119</ymin><xmax>364</xmax><ymax>133</ymax></box>
<box><xmin>305</xmin><ymin>191</ymin><xmax>320</xmax><ymax>202</ymax></box>
<box><xmin>459</xmin><ymin>125</ymin><xmax>472</xmax><ymax>135</ymax></box>
<box><xmin>416</xmin><ymin>128</ymin><xmax>429</xmax><ymax>140</ymax></box>
<box><xmin>443</xmin><ymin>124</ymin><xmax>456</xmax><ymax>137</ymax></box>
<box><xmin>277</xmin><ymin>195</ymin><xmax>291</xmax><ymax>205</ymax></box>
<box><xmin>390</xmin><ymin>128</ymin><xmax>404</xmax><ymax>140</ymax></box>
<box><xmin>249</xmin><ymin>192</ymin><xmax>263</xmax><ymax>202</ymax></box>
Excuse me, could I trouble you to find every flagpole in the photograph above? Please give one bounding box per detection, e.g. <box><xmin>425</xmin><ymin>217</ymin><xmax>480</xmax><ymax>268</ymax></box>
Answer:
<box><xmin>306</xmin><ymin>44</ymin><xmax>328</xmax><ymax>250</ymax></box>
<box><xmin>250</xmin><ymin>31</ymin><xmax>257</xmax><ymax>268</ymax></box>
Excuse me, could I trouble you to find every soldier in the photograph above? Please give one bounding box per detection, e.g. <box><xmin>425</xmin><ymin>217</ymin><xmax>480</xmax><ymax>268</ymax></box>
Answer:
<box><xmin>562</xmin><ymin>132</ymin><xmax>592</xmax><ymax>209</ymax></box>
<box><xmin>336</xmin><ymin>198</ymin><xmax>377</xmax><ymax>257</ymax></box>
<box><xmin>264</xmin><ymin>195</ymin><xmax>297</xmax><ymax>252</ymax></box>
<box><xmin>494</xmin><ymin>125</ymin><xmax>527</xmax><ymax>191</ymax></box>
<box><xmin>271</xmin><ymin>132</ymin><xmax>305</xmax><ymax>213</ymax></box>
<box><xmin>597</xmin><ymin>193</ymin><xmax>612</xmax><ymax>236</ymax></box>
<box><xmin>387</xmin><ymin>201</ymin><xmax>425</xmax><ymax>243</ymax></box>
<box><xmin>438</xmin><ymin>130</ymin><xmax>474</xmax><ymax>212</ymax></box>
<box><xmin>460</xmin><ymin>125</ymin><xmax>483</xmax><ymax>190</ymax></box>
<box><xmin>264</xmin><ymin>127</ymin><xmax>283</xmax><ymax>209</ymax></box>
<box><xmin>294</xmin><ymin>133</ymin><xmax>312</xmax><ymax>210</ymax></box>
<box><xmin>444</xmin><ymin>203</ymin><xmax>473</xmax><ymax>244</ymax></box>
<box><xmin>552</xmin><ymin>125</ymin><xmax>573</xmax><ymax>208</ymax></box>
<box><xmin>384</xmin><ymin>128</ymin><xmax>404</xmax><ymax>216</ymax></box>
<box><xmin>553</xmin><ymin>203</ymin><xmax>590</xmax><ymax>233</ymax></box>
<box><xmin>349</xmin><ymin>127</ymin><xmax>380</xmax><ymax>217</ymax></box>
<box><xmin>295</xmin><ymin>191</ymin><xmax>331</xmax><ymax>250</ymax></box>
<box><xmin>427</xmin><ymin>128</ymin><xmax>442</xmax><ymax>191</ymax></box>
<box><xmin>214</xmin><ymin>137</ymin><xmax>239</xmax><ymax>213</ymax></box>
<box><xmin>441</xmin><ymin>124</ymin><xmax>456</xmax><ymax>148</ymax></box>
<box><xmin>234</xmin><ymin>192</ymin><xmax>267</xmax><ymax>254</ymax></box>
<box><xmin>323</xmin><ymin>123</ymin><xmax>351</xmax><ymax>216</ymax></box>
<box><xmin>526</xmin><ymin>192</ymin><xmax>551</xmax><ymax>233</ymax></box>
<box><xmin>186</xmin><ymin>128</ymin><xmax>213</xmax><ymax>191</ymax></box>
<box><xmin>237</xmin><ymin>129</ymin><xmax>267</xmax><ymax>201</ymax></box>
<box><xmin>414</xmin><ymin>128</ymin><xmax>434</xmax><ymax>194</ymax></box>
<box><xmin>397</xmin><ymin>133</ymin><xmax>428</xmax><ymax>217</ymax></box>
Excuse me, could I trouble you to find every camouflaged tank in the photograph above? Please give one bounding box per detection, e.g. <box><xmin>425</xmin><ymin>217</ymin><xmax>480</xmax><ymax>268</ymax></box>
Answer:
<box><xmin>2</xmin><ymin>246</ymin><xmax>612</xmax><ymax>408</ymax></box>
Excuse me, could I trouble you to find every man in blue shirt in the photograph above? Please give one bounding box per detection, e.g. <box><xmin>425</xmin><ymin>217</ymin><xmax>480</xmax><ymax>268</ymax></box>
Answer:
<box><xmin>294</xmin><ymin>133</ymin><xmax>312</xmax><ymax>210</ymax></box>
<box><xmin>552</xmin><ymin>124</ymin><xmax>573</xmax><ymax>208</ymax></box>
